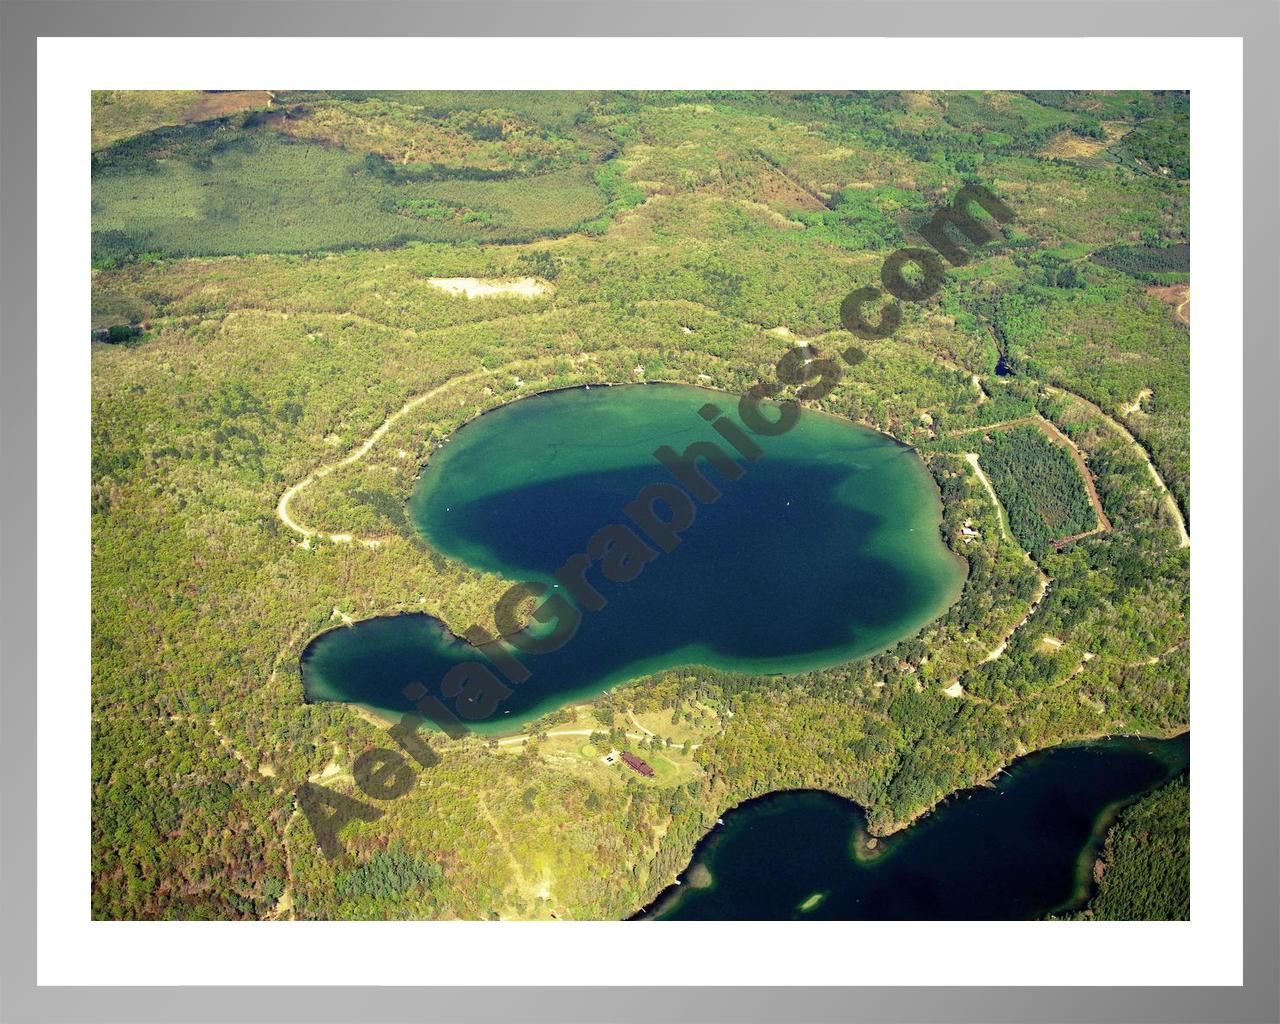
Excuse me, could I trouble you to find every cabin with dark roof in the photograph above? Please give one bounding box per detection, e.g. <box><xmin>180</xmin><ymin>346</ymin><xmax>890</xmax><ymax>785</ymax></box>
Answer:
<box><xmin>619</xmin><ymin>751</ymin><xmax>655</xmax><ymax>777</ymax></box>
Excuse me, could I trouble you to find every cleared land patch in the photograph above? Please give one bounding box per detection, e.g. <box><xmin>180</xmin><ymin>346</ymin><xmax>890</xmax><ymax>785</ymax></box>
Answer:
<box><xmin>91</xmin><ymin>90</ymin><xmax>273</xmax><ymax>149</ymax></box>
<box><xmin>1038</xmin><ymin>130</ymin><xmax>1109</xmax><ymax>160</ymax></box>
<box><xmin>425</xmin><ymin>277</ymin><xmax>550</xmax><ymax>299</ymax></box>
<box><xmin>1145</xmin><ymin>283</ymin><xmax>1190</xmax><ymax>326</ymax></box>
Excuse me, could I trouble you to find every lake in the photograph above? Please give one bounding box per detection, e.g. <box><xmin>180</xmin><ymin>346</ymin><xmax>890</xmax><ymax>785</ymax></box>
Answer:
<box><xmin>301</xmin><ymin>383</ymin><xmax>967</xmax><ymax>732</ymax></box>
<box><xmin>638</xmin><ymin>732</ymin><xmax>1189</xmax><ymax>920</ymax></box>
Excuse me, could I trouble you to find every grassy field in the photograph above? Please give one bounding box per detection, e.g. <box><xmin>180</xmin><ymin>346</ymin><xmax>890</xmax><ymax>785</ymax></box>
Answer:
<box><xmin>92</xmin><ymin>127</ymin><xmax>612</xmax><ymax>261</ymax></box>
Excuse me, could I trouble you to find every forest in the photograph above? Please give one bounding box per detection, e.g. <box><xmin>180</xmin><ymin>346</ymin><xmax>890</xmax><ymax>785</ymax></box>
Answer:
<box><xmin>1091</xmin><ymin>242</ymin><xmax>1190</xmax><ymax>283</ymax></box>
<box><xmin>1069</xmin><ymin>777</ymin><xmax>1190</xmax><ymax>920</ymax></box>
<box><xmin>974</xmin><ymin>425</ymin><xmax>1098</xmax><ymax>558</ymax></box>
<box><xmin>90</xmin><ymin>90</ymin><xmax>1190</xmax><ymax>922</ymax></box>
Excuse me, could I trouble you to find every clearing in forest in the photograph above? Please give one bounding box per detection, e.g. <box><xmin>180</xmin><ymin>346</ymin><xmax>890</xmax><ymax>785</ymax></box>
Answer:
<box><xmin>1038</xmin><ymin>130</ymin><xmax>1109</xmax><ymax>160</ymax></box>
<box><xmin>1145</xmin><ymin>283</ymin><xmax>1190</xmax><ymax>326</ymax></box>
<box><xmin>425</xmin><ymin>277</ymin><xmax>551</xmax><ymax>299</ymax></box>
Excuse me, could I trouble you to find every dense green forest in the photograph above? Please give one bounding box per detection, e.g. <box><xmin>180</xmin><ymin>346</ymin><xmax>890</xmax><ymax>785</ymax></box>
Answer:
<box><xmin>974</xmin><ymin>425</ymin><xmax>1099</xmax><ymax>557</ymax></box>
<box><xmin>1073</xmin><ymin>777</ymin><xmax>1190</xmax><ymax>920</ymax></box>
<box><xmin>90</xmin><ymin>90</ymin><xmax>1190</xmax><ymax>922</ymax></box>
<box><xmin>1120</xmin><ymin>117</ymin><xmax>1191</xmax><ymax>179</ymax></box>
<box><xmin>1091</xmin><ymin>242</ymin><xmax>1190</xmax><ymax>282</ymax></box>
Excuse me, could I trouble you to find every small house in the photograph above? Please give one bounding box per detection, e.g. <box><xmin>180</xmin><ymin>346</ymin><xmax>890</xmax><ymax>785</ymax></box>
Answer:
<box><xmin>619</xmin><ymin>751</ymin><xmax>655</xmax><ymax>778</ymax></box>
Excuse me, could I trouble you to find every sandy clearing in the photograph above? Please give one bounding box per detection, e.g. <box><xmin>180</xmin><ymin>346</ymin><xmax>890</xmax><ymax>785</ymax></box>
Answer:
<box><xmin>310</xmin><ymin>761</ymin><xmax>341</xmax><ymax>782</ymax></box>
<box><xmin>1145</xmin><ymin>283</ymin><xmax>1190</xmax><ymax>327</ymax></box>
<box><xmin>1120</xmin><ymin>387</ymin><xmax>1153</xmax><ymax>416</ymax></box>
<box><xmin>271</xmin><ymin>886</ymin><xmax>294</xmax><ymax>919</ymax></box>
<box><xmin>941</xmin><ymin>681</ymin><xmax>965</xmax><ymax>698</ymax></box>
<box><xmin>425</xmin><ymin>277</ymin><xmax>550</xmax><ymax>299</ymax></box>
<box><xmin>1038</xmin><ymin>130</ymin><xmax>1108</xmax><ymax>160</ymax></box>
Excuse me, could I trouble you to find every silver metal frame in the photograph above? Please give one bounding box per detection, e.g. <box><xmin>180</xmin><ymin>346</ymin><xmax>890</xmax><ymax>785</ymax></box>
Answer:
<box><xmin>2</xmin><ymin>2</ymin><xmax>1275</xmax><ymax>1020</ymax></box>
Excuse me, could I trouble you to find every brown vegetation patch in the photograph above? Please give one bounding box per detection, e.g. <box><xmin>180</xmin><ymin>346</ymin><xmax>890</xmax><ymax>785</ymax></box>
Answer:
<box><xmin>1145</xmin><ymin>283</ymin><xmax>1190</xmax><ymax>326</ymax></box>
<box><xmin>755</xmin><ymin>167</ymin><xmax>828</xmax><ymax>211</ymax></box>
<box><xmin>1101</xmin><ymin>121</ymin><xmax>1133</xmax><ymax>143</ymax></box>
<box><xmin>270</xmin><ymin>99</ymin><xmax>583</xmax><ymax>171</ymax></box>
<box><xmin>182</xmin><ymin>91</ymin><xmax>274</xmax><ymax>123</ymax></box>
<box><xmin>1039</xmin><ymin>130</ymin><xmax>1108</xmax><ymax>160</ymax></box>
<box><xmin>718</xmin><ymin>154</ymin><xmax>828</xmax><ymax>213</ymax></box>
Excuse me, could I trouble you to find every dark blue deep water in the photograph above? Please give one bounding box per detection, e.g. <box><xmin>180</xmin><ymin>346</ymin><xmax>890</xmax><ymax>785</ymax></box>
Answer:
<box><xmin>641</xmin><ymin>733</ymin><xmax>1189</xmax><ymax>920</ymax></box>
<box><xmin>301</xmin><ymin>385</ymin><xmax>965</xmax><ymax>731</ymax></box>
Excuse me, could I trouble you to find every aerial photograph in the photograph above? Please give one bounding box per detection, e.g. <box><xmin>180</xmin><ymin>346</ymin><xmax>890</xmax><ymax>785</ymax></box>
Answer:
<box><xmin>91</xmin><ymin>89</ymin><xmax>1190</xmax><ymax>922</ymax></box>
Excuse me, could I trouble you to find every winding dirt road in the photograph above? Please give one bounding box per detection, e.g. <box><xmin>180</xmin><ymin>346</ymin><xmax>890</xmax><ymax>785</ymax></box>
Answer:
<box><xmin>1045</xmin><ymin>385</ymin><xmax>1189</xmax><ymax>548</ymax></box>
<box><xmin>271</xmin><ymin>297</ymin><xmax>815</xmax><ymax>545</ymax></box>
<box><xmin>275</xmin><ymin>369</ymin><xmax>488</xmax><ymax>544</ymax></box>
<box><xmin>952</xmin><ymin>415</ymin><xmax>1113</xmax><ymax>541</ymax></box>
<box><xmin>963</xmin><ymin>452</ymin><xmax>1012</xmax><ymax>543</ymax></box>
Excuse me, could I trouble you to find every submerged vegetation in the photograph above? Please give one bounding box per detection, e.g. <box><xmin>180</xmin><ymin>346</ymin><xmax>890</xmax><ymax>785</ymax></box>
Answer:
<box><xmin>90</xmin><ymin>90</ymin><xmax>1190</xmax><ymax>922</ymax></box>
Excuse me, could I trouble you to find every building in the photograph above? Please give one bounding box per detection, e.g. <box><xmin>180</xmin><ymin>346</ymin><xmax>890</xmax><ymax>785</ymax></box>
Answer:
<box><xmin>619</xmin><ymin>751</ymin><xmax>655</xmax><ymax>778</ymax></box>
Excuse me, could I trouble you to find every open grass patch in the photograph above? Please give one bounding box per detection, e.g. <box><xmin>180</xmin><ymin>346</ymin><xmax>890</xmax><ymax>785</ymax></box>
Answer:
<box><xmin>92</xmin><ymin>126</ymin><xmax>611</xmax><ymax>262</ymax></box>
<box><xmin>92</xmin><ymin>90</ymin><xmax>274</xmax><ymax>150</ymax></box>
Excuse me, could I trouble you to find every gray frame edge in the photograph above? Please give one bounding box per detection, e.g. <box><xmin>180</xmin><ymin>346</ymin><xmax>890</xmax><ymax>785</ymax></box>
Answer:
<box><xmin>0</xmin><ymin>2</ymin><xmax>1275</xmax><ymax>1022</ymax></box>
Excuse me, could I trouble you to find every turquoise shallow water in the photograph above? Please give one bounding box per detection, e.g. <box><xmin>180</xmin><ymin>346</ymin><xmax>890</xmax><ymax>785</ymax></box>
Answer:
<box><xmin>301</xmin><ymin>384</ymin><xmax>967</xmax><ymax>732</ymax></box>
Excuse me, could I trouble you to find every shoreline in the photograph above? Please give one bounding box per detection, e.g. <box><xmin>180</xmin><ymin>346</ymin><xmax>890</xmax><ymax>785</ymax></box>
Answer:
<box><xmin>297</xmin><ymin>380</ymin><xmax>970</xmax><ymax>738</ymax></box>
<box><xmin>632</xmin><ymin>727</ymin><xmax>1190</xmax><ymax>921</ymax></box>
